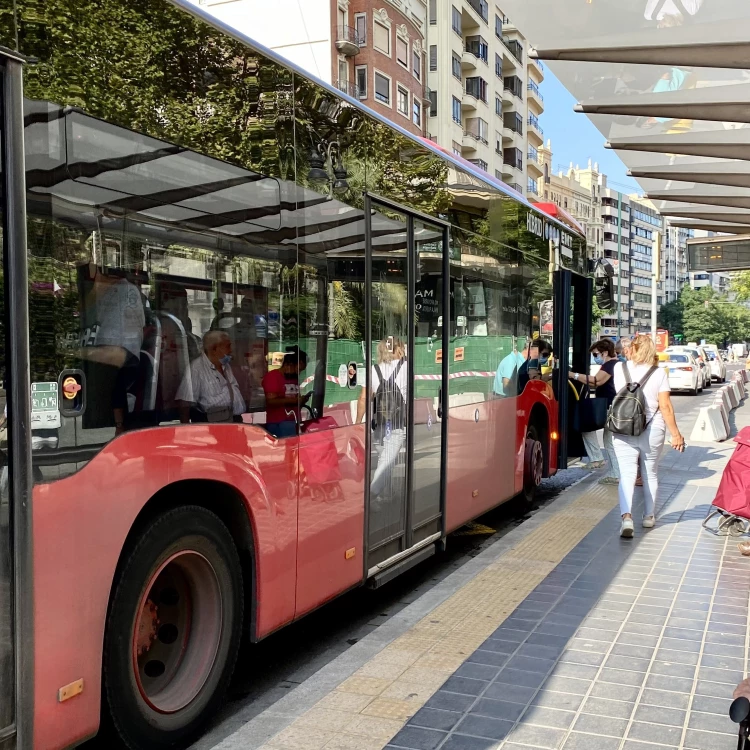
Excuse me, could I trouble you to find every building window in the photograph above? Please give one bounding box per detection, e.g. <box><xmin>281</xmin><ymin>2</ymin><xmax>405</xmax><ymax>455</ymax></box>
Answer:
<box><xmin>451</xmin><ymin>52</ymin><xmax>461</xmax><ymax>80</ymax></box>
<box><xmin>413</xmin><ymin>99</ymin><xmax>421</xmax><ymax>127</ymax></box>
<box><xmin>428</xmin><ymin>89</ymin><xmax>437</xmax><ymax>117</ymax></box>
<box><xmin>452</xmin><ymin>140</ymin><xmax>462</xmax><ymax>156</ymax></box>
<box><xmin>452</xmin><ymin>95</ymin><xmax>461</xmax><ymax>123</ymax></box>
<box><xmin>495</xmin><ymin>14</ymin><xmax>503</xmax><ymax>38</ymax></box>
<box><xmin>397</xmin><ymin>84</ymin><xmax>409</xmax><ymax>116</ymax></box>
<box><xmin>465</xmin><ymin>76</ymin><xmax>488</xmax><ymax>103</ymax></box>
<box><xmin>355</xmin><ymin>65</ymin><xmax>367</xmax><ymax>99</ymax></box>
<box><xmin>374</xmin><ymin>20</ymin><xmax>390</xmax><ymax>55</ymax></box>
<box><xmin>451</xmin><ymin>6</ymin><xmax>462</xmax><ymax>35</ymax></box>
<box><xmin>495</xmin><ymin>96</ymin><xmax>501</xmax><ymax>115</ymax></box>
<box><xmin>413</xmin><ymin>48</ymin><xmax>422</xmax><ymax>80</ymax></box>
<box><xmin>354</xmin><ymin>13</ymin><xmax>367</xmax><ymax>45</ymax></box>
<box><xmin>503</xmin><ymin>75</ymin><xmax>523</xmax><ymax>99</ymax></box>
<box><xmin>396</xmin><ymin>36</ymin><xmax>408</xmax><ymax>68</ymax></box>
<box><xmin>495</xmin><ymin>53</ymin><xmax>502</xmax><ymax>78</ymax></box>
<box><xmin>429</xmin><ymin>45</ymin><xmax>437</xmax><ymax>71</ymax></box>
<box><xmin>429</xmin><ymin>0</ymin><xmax>436</xmax><ymax>24</ymax></box>
<box><xmin>374</xmin><ymin>71</ymin><xmax>391</xmax><ymax>105</ymax></box>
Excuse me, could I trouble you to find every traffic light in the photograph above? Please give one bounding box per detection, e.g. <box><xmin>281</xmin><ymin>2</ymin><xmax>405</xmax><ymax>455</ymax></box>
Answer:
<box><xmin>594</xmin><ymin>259</ymin><xmax>615</xmax><ymax>311</ymax></box>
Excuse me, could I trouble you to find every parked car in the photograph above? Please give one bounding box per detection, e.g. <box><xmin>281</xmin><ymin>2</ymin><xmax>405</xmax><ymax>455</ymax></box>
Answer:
<box><xmin>665</xmin><ymin>346</ymin><xmax>711</xmax><ymax>389</ymax></box>
<box><xmin>660</xmin><ymin>352</ymin><xmax>702</xmax><ymax>395</ymax></box>
<box><xmin>702</xmin><ymin>345</ymin><xmax>727</xmax><ymax>382</ymax></box>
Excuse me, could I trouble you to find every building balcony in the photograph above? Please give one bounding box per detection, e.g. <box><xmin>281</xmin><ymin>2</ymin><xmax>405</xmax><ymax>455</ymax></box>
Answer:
<box><xmin>527</xmin><ymin>157</ymin><xmax>543</xmax><ymax>178</ymax></box>
<box><xmin>529</xmin><ymin>57</ymin><xmax>545</xmax><ymax>82</ymax></box>
<box><xmin>335</xmin><ymin>79</ymin><xmax>360</xmax><ymax>99</ymax></box>
<box><xmin>527</xmin><ymin>115</ymin><xmax>543</xmax><ymax>144</ymax></box>
<box><xmin>461</xmin><ymin>49</ymin><xmax>478</xmax><ymax>72</ymax></box>
<box><xmin>501</xmin><ymin>160</ymin><xmax>521</xmax><ymax>179</ymax></box>
<box><xmin>527</xmin><ymin>81</ymin><xmax>543</xmax><ymax>112</ymax></box>
<box><xmin>335</xmin><ymin>25</ymin><xmax>362</xmax><ymax>57</ymax></box>
<box><xmin>461</xmin><ymin>92</ymin><xmax>478</xmax><ymax>112</ymax></box>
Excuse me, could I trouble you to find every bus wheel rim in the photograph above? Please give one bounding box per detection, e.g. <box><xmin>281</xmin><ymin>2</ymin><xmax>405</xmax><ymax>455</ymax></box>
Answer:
<box><xmin>525</xmin><ymin>438</ymin><xmax>543</xmax><ymax>489</ymax></box>
<box><xmin>131</xmin><ymin>550</ymin><xmax>223</xmax><ymax>714</ymax></box>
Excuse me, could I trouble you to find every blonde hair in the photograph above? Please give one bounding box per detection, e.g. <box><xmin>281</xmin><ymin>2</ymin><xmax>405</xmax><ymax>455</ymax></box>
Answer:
<box><xmin>376</xmin><ymin>337</ymin><xmax>406</xmax><ymax>364</ymax></box>
<box><xmin>629</xmin><ymin>334</ymin><xmax>657</xmax><ymax>365</ymax></box>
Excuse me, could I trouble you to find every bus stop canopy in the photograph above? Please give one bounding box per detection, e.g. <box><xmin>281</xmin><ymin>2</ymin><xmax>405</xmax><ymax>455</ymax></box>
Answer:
<box><xmin>499</xmin><ymin>0</ymin><xmax>750</xmax><ymax>264</ymax></box>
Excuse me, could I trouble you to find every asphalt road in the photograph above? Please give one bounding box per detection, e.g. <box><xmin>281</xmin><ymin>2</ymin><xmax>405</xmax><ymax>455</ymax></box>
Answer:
<box><xmin>86</xmin><ymin>368</ymin><xmax>736</xmax><ymax>750</ymax></box>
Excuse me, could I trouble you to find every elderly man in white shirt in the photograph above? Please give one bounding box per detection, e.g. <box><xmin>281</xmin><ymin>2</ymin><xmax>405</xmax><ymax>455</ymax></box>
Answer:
<box><xmin>177</xmin><ymin>330</ymin><xmax>245</xmax><ymax>423</ymax></box>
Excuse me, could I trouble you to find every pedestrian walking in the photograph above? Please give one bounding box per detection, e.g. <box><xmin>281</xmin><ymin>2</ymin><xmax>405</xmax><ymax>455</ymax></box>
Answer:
<box><xmin>610</xmin><ymin>334</ymin><xmax>685</xmax><ymax>538</ymax></box>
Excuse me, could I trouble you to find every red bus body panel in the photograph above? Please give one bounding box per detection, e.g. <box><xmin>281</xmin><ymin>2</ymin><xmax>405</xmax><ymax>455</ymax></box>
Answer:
<box><xmin>32</xmin><ymin>388</ymin><xmax>552</xmax><ymax>748</ymax></box>
<box><xmin>31</xmin><ymin>423</ymin><xmax>366</xmax><ymax>749</ymax></box>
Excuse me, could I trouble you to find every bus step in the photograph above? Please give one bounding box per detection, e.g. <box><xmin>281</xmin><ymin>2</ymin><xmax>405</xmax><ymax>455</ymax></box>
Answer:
<box><xmin>367</xmin><ymin>544</ymin><xmax>436</xmax><ymax>589</ymax></box>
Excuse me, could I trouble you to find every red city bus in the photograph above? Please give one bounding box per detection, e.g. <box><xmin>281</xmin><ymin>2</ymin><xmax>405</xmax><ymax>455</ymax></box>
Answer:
<box><xmin>0</xmin><ymin>2</ymin><xmax>593</xmax><ymax>748</ymax></box>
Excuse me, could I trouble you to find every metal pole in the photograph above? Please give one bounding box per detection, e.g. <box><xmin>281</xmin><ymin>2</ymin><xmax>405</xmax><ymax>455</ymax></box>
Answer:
<box><xmin>652</xmin><ymin>232</ymin><xmax>661</xmax><ymax>343</ymax></box>
<box><xmin>616</xmin><ymin>192</ymin><xmax>622</xmax><ymax>340</ymax></box>
<box><xmin>4</xmin><ymin>58</ymin><xmax>34</xmax><ymax>749</ymax></box>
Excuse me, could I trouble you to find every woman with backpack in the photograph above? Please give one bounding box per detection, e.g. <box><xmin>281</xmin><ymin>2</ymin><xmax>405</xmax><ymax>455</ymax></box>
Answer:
<box><xmin>356</xmin><ymin>337</ymin><xmax>408</xmax><ymax>501</ymax></box>
<box><xmin>608</xmin><ymin>334</ymin><xmax>684</xmax><ymax>537</ymax></box>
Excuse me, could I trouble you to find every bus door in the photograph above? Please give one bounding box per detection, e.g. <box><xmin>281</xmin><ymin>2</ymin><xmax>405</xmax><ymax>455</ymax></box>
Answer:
<box><xmin>553</xmin><ymin>269</ymin><xmax>592</xmax><ymax>466</ymax></box>
<box><xmin>363</xmin><ymin>195</ymin><xmax>449</xmax><ymax>575</ymax></box>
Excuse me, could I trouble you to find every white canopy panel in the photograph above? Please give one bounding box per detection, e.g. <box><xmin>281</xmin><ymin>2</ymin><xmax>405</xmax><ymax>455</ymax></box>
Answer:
<box><xmin>499</xmin><ymin>0</ymin><xmax>750</xmax><ymax>236</ymax></box>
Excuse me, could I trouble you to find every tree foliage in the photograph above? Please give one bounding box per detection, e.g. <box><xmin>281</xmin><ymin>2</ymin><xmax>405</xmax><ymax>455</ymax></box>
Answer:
<box><xmin>666</xmin><ymin>285</ymin><xmax>750</xmax><ymax>346</ymax></box>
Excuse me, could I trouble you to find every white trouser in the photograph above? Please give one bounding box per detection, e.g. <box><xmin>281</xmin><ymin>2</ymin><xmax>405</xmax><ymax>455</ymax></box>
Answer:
<box><xmin>371</xmin><ymin>428</ymin><xmax>406</xmax><ymax>497</ymax></box>
<box><xmin>581</xmin><ymin>430</ymin><xmax>604</xmax><ymax>463</ymax></box>
<box><xmin>601</xmin><ymin>428</ymin><xmax>620</xmax><ymax>479</ymax></box>
<box><xmin>612</xmin><ymin>417</ymin><xmax>666</xmax><ymax>518</ymax></box>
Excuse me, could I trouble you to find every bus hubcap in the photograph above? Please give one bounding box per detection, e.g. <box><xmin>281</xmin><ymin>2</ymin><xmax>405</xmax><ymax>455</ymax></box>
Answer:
<box><xmin>524</xmin><ymin>438</ymin><xmax>543</xmax><ymax>490</ymax></box>
<box><xmin>132</xmin><ymin>551</ymin><xmax>223</xmax><ymax>713</ymax></box>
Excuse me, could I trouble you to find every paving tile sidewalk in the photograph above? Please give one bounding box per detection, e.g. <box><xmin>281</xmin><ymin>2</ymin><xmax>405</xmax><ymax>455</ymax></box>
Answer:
<box><xmin>386</xmin><ymin>443</ymin><xmax>748</xmax><ymax>750</ymax></box>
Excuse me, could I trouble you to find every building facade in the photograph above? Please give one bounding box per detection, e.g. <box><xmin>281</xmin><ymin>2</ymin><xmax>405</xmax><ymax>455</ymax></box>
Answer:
<box><xmin>425</xmin><ymin>4</ymin><xmax>544</xmax><ymax>195</ymax></box>
<box><xmin>190</xmin><ymin>0</ymin><xmax>428</xmax><ymax>137</ymax></box>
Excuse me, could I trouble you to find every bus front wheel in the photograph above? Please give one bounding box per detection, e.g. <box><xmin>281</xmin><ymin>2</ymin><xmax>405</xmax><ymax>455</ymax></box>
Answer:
<box><xmin>522</xmin><ymin>424</ymin><xmax>544</xmax><ymax>506</ymax></box>
<box><xmin>104</xmin><ymin>505</ymin><xmax>243</xmax><ymax>749</ymax></box>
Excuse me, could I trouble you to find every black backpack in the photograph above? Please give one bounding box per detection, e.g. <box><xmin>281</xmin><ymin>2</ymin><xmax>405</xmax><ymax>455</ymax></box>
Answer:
<box><xmin>372</xmin><ymin>360</ymin><xmax>405</xmax><ymax>440</ymax></box>
<box><xmin>606</xmin><ymin>361</ymin><xmax>658</xmax><ymax>437</ymax></box>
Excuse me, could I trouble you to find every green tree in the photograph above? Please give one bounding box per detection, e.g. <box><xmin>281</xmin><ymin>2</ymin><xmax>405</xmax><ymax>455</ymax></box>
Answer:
<box><xmin>657</xmin><ymin>297</ymin><xmax>684</xmax><ymax>336</ymax></box>
<box><xmin>679</xmin><ymin>285</ymin><xmax>750</xmax><ymax>346</ymax></box>
<box><xmin>730</xmin><ymin>271</ymin><xmax>750</xmax><ymax>302</ymax></box>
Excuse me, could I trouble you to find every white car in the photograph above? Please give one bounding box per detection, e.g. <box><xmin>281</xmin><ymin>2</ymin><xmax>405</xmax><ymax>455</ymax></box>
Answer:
<box><xmin>701</xmin><ymin>345</ymin><xmax>727</xmax><ymax>382</ymax></box>
<box><xmin>665</xmin><ymin>346</ymin><xmax>711</xmax><ymax>389</ymax></box>
<box><xmin>660</xmin><ymin>352</ymin><xmax>702</xmax><ymax>395</ymax></box>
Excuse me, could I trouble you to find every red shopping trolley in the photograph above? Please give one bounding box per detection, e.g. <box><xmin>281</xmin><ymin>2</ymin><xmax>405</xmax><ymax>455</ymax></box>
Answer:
<box><xmin>703</xmin><ymin>426</ymin><xmax>750</xmax><ymax>536</ymax></box>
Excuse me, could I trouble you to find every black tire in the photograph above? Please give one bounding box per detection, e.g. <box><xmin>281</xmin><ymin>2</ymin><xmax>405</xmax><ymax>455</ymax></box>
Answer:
<box><xmin>103</xmin><ymin>506</ymin><xmax>243</xmax><ymax>750</ymax></box>
<box><xmin>521</xmin><ymin>424</ymin><xmax>544</xmax><ymax>507</ymax></box>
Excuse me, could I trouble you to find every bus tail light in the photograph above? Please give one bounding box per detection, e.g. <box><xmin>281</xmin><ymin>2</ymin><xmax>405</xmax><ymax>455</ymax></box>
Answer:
<box><xmin>550</xmin><ymin>431</ymin><xmax>558</xmax><ymax>440</ymax></box>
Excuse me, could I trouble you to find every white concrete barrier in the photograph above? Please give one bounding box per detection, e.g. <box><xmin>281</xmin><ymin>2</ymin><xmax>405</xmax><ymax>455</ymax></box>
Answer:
<box><xmin>740</xmin><ymin>369</ymin><xmax>749</xmax><ymax>384</ymax></box>
<box><xmin>690</xmin><ymin>405</ymin><xmax>729</xmax><ymax>442</ymax></box>
<box><xmin>723</xmin><ymin>384</ymin><xmax>740</xmax><ymax>409</ymax></box>
<box><xmin>714</xmin><ymin>391</ymin><xmax>731</xmax><ymax>420</ymax></box>
<box><xmin>731</xmin><ymin>379</ymin><xmax>744</xmax><ymax>403</ymax></box>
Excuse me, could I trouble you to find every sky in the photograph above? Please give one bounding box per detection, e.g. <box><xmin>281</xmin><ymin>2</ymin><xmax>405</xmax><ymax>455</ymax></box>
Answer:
<box><xmin>540</xmin><ymin>69</ymin><xmax>642</xmax><ymax>195</ymax></box>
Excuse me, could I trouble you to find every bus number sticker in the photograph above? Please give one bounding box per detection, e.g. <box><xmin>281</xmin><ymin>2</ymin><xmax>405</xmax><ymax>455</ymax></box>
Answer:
<box><xmin>454</xmin><ymin>347</ymin><xmax>465</xmax><ymax>362</ymax></box>
<box><xmin>32</xmin><ymin>382</ymin><xmax>61</xmax><ymax>429</ymax></box>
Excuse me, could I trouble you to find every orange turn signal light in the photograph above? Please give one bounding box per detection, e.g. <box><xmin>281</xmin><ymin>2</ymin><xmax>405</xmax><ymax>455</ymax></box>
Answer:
<box><xmin>550</xmin><ymin>431</ymin><xmax>558</xmax><ymax>440</ymax></box>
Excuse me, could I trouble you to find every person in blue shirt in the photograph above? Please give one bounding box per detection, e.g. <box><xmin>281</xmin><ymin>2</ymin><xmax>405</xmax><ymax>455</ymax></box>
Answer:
<box><xmin>494</xmin><ymin>343</ymin><xmax>528</xmax><ymax>397</ymax></box>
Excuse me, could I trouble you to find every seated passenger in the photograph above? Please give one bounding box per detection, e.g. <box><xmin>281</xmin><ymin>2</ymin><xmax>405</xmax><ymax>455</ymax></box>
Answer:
<box><xmin>262</xmin><ymin>346</ymin><xmax>310</xmax><ymax>438</ymax></box>
<box><xmin>176</xmin><ymin>331</ymin><xmax>245</xmax><ymax>423</ymax></box>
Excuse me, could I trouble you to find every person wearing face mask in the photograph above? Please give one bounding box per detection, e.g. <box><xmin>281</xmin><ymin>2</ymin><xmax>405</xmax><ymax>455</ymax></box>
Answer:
<box><xmin>177</xmin><ymin>330</ymin><xmax>245</xmax><ymax>424</ymax></box>
<box><xmin>517</xmin><ymin>338</ymin><xmax>552</xmax><ymax>394</ymax></box>
<box><xmin>569</xmin><ymin>340</ymin><xmax>619</xmax><ymax>472</ymax></box>
<box><xmin>262</xmin><ymin>345</ymin><xmax>310</xmax><ymax>438</ymax></box>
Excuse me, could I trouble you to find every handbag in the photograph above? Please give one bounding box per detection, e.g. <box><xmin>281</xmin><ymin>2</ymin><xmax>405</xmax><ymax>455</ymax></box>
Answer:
<box><xmin>575</xmin><ymin>385</ymin><xmax>608</xmax><ymax>432</ymax></box>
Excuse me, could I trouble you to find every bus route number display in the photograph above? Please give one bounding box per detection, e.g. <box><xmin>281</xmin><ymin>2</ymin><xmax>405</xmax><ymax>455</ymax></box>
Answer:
<box><xmin>31</xmin><ymin>382</ymin><xmax>61</xmax><ymax>430</ymax></box>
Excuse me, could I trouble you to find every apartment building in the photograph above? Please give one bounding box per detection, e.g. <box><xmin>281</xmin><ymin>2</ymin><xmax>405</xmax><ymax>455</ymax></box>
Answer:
<box><xmin>663</xmin><ymin>222</ymin><xmax>691</xmax><ymax>304</ymax></box>
<box><xmin>425</xmin><ymin>3</ymin><xmax>544</xmax><ymax>195</ymax></box>
<box><xmin>188</xmin><ymin>0</ymin><xmax>428</xmax><ymax>137</ymax></box>
<box><xmin>538</xmin><ymin>141</ymin><xmax>603</xmax><ymax>260</ymax></box>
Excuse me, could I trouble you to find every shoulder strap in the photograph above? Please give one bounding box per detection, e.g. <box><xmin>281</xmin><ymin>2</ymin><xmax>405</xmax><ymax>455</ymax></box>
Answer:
<box><xmin>622</xmin><ymin>361</ymin><xmax>631</xmax><ymax>384</ymax></box>
<box><xmin>394</xmin><ymin>358</ymin><xmax>404</xmax><ymax>379</ymax></box>
<box><xmin>638</xmin><ymin>365</ymin><xmax>658</xmax><ymax>387</ymax></box>
<box><xmin>373</xmin><ymin>363</ymin><xmax>383</xmax><ymax>389</ymax></box>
